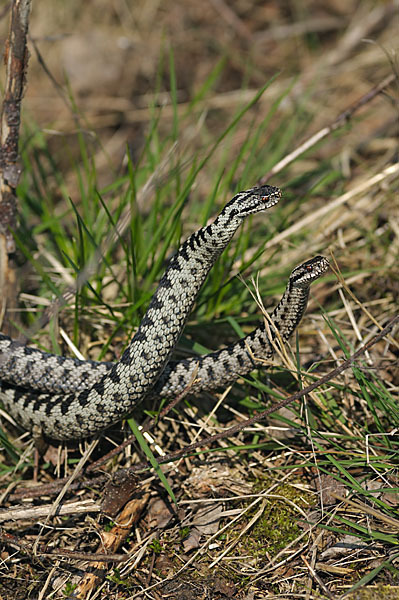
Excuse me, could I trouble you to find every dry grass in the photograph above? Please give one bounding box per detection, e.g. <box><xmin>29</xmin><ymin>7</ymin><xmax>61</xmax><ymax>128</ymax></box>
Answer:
<box><xmin>0</xmin><ymin>1</ymin><xmax>398</xmax><ymax>599</ymax></box>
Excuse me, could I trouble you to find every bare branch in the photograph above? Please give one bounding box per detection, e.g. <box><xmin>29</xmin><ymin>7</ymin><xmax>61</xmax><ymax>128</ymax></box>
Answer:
<box><xmin>260</xmin><ymin>73</ymin><xmax>397</xmax><ymax>182</ymax></box>
<box><xmin>0</xmin><ymin>0</ymin><xmax>32</xmax><ymax>333</ymax></box>
<box><xmin>136</xmin><ymin>314</ymin><xmax>399</xmax><ymax>471</ymax></box>
<box><xmin>6</xmin><ymin>314</ymin><xmax>398</xmax><ymax>503</ymax></box>
<box><xmin>0</xmin><ymin>0</ymin><xmax>31</xmax><ymax>250</ymax></box>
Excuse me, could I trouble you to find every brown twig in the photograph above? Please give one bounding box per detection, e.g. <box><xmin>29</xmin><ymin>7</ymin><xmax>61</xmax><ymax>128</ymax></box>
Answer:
<box><xmin>7</xmin><ymin>473</ymin><xmax>108</xmax><ymax>502</ymax></box>
<box><xmin>0</xmin><ymin>531</ymin><xmax>128</xmax><ymax>562</ymax></box>
<box><xmin>128</xmin><ymin>314</ymin><xmax>398</xmax><ymax>472</ymax></box>
<box><xmin>84</xmin><ymin>365</ymin><xmax>200</xmax><ymax>474</ymax></box>
<box><xmin>260</xmin><ymin>72</ymin><xmax>397</xmax><ymax>183</ymax></box>
<box><xmin>7</xmin><ymin>314</ymin><xmax>397</xmax><ymax>503</ymax></box>
<box><xmin>0</xmin><ymin>0</ymin><xmax>31</xmax><ymax>332</ymax></box>
<box><xmin>6</xmin><ymin>371</ymin><xmax>201</xmax><ymax>501</ymax></box>
<box><xmin>301</xmin><ymin>554</ymin><xmax>336</xmax><ymax>600</ymax></box>
<box><xmin>73</xmin><ymin>492</ymin><xmax>150</xmax><ymax>597</ymax></box>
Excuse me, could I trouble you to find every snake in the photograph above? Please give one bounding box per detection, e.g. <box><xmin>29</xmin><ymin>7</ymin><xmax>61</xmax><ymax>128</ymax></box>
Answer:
<box><xmin>0</xmin><ymin>184</ymin><xmax>329</xmax><ymax>441</ymax></box>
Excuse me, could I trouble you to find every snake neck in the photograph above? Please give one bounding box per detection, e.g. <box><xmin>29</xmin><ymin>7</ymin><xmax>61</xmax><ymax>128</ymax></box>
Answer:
<box><xmin>270</xmin><ymin>281</ymin><xmax>310</xmax><ymax>342</ymax></box>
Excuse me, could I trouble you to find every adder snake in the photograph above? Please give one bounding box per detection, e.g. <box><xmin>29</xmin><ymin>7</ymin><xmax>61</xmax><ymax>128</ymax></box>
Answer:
<box><xmin>0</xmin><ymin>185</ymin><xmax>329</xmax><ymax>440</ymax></box>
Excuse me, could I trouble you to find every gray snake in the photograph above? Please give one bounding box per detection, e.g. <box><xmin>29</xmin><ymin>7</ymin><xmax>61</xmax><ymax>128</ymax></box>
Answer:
<box><xmin>0</xmin><ymin>185</ymin><xmax>329</xmax><ymax>440</ymax></box>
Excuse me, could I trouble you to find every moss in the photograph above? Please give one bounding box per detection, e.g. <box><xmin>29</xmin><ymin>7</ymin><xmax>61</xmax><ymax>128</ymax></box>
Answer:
<box><xmin>346</xmin><ymin>584</ymin><xmax>399</xmax><ymax>599</ymax></box>
<box><xmin>240</xmin><ymin>477</ymin><xmax>313</xmax><ymax>559</ymax></box>
<box><xmin>251</xmin><ymin>504</ymin><xmax>299</xmax><ymax>555</ymax></box>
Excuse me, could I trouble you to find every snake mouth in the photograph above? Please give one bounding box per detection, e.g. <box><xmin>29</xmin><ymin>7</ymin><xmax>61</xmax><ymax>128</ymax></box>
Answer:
<box><xmin>264</xmin><ymin>194</ymin><xmax>280</xmax><ymax>208</ymax></box>
<box><xmin>321</xmin><ymin>257</ymin><xmax>330</xmax><ymax>271</ymax></box>
<box><xmin>289</xmin><ymin>255</ymin><xmax>330</xmax><ymax>286</ymax></box>
<box><xmin>231</xmin><ymin>184</ymin><xmax>281</xmax><ymax>216</ymax></box>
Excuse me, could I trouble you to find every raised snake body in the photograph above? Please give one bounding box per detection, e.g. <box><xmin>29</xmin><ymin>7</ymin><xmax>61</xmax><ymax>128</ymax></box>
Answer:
<box><xmin>0</xmin><ymin>185</ymin><xmax>329</xmax><ymax>441</ymax></box>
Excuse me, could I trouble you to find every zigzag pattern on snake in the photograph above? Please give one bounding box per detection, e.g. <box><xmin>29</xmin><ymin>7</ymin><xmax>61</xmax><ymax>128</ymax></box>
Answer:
<box><xmin>0</xmin><ymin>185</ymin><xmax>329</xmax><ymax>441</ymax></box>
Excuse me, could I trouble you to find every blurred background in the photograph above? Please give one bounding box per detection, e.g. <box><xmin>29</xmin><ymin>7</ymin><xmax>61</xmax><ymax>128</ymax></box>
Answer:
<box><xmin>0</xmin><ymin>3</ymin><xmax>398</xmax><ymax>598</ymax></box>
<box><xmin>1</xmin><ymin>0</ymin><xmax>397</xmax><ymax>190</ymax></box>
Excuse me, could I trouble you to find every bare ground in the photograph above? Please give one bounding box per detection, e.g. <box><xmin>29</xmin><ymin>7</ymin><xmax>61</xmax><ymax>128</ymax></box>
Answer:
<box><xmin>0</xmin><ymin>1</ymin><xmax>398</xmax><ymax>599</ymax></box>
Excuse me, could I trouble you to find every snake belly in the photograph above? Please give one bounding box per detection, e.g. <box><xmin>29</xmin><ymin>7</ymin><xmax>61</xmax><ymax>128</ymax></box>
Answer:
<box><xmin>0</xmin><ymin>185</ymin><xmax>281</xmax><ymax>440</ymax></box>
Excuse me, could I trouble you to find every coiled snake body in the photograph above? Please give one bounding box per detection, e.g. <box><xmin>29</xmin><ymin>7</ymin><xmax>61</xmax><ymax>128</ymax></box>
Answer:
<box><xmin>0</xmin><ymin>185</ymin><xmax>329</xmax><ymax>440</ymax></box>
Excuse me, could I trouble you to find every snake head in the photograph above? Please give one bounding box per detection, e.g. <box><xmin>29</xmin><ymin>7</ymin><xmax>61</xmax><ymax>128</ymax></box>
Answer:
<box><xmin>254</xmin><ymin>184</ymin><xmax>282</xmax><ymax>209</ymax></box>
<box><xmin>227</xmin><ymin>184</ymin><xmax>282</xmax><ymax>217</ymax></box>
<box><xmin>289</xmin><ymin>255</ymin><xmax>330</xmax><ymax>288</ymax></box>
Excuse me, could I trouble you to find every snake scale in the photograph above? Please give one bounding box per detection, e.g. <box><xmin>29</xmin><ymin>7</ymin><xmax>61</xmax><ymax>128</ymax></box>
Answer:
<box><xmin>0</xmin><ymin>185</ymin><xmax>329</xmax><ymax>441</ymax></box>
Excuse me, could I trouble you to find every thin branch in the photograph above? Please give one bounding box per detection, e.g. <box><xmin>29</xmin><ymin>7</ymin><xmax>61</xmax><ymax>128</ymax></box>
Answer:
<box><xmin>130</xmin><ymin>314</ymin><xmax>398</xmax><ymax>471</ymax></box>
<box><xmin>264</xmin><ymin>162</ymin><xmax>399</xmax><ymax>251</ymax></box>
<box><xmin>83</xmin><ymin>364</ymin><xmax>201</xmax><ymax>474</ymax></box>
<box><xmin>0</xmin><ymin>0</ymin><xmax>32</xmax><ymax>332</ymax></box>
<box><xmin>0</xmin><ymin>0</ymin><xmax>31</xmax><ymax>248</ymax></box>
<box><xmin>0</xmin><ymin>531</ymin><xmax>127</xmax><ymax>562</ymax></box>
<box><xmin>6</xmin><ymin>314</ymin><xmax>397</xmax><ymax>502</ymax></box>
<box><xmin>260</xmin><ymin>72</ymin><xmax>397</xmax><ymax>182</ymax></box>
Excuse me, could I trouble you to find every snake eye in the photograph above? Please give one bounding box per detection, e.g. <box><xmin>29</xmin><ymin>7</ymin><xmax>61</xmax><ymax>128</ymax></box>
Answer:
<box><xmin>306</xmin><ymin>265</ymin><xmax>313</xmax><ymax>272</ymax></box>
